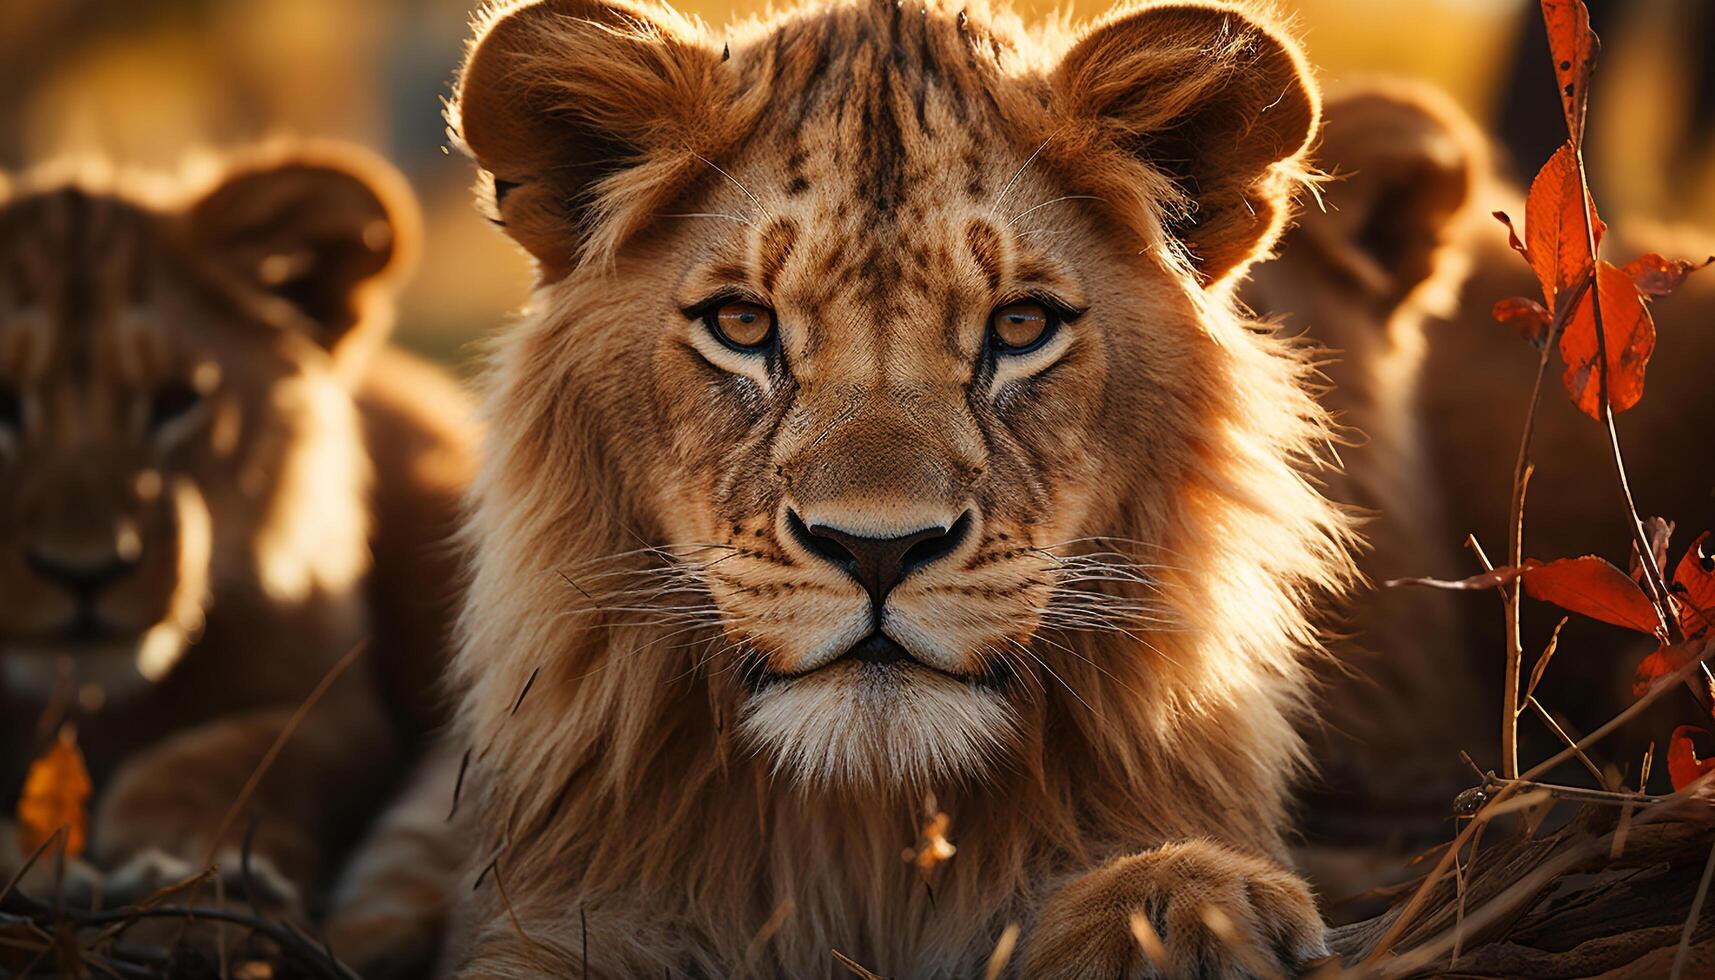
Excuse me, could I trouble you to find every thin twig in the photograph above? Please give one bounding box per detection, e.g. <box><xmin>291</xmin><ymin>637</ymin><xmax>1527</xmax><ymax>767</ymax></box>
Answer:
<box><xmin>0</xmin><ymin>891</ymin><xmax>361</xmax><ymax>980</ymax></box>
<box><xmin>1670</xmin><ymin>840</ymin><xmax>1715</xmax><ymax>980</ymax></box>
<box><xmin>202</xmin><ymin>640</ymin><xmax>369</xmax><ymax>866</ymax></box>
<box><xmin>1482</xmin><ymin>774</ymin><xmax>1667</xmax><ymax>807</ymax></box>
<box><xmin>1524</xmin><ymin>696</ymin><xmax>1606</xmax><ymax>783</ymax></box>
<box><xmin>1570</xmin><ymin>140</ymin><xmax>1678</xmax><ymax>637</ymax></box>
<box><xmin>832</xmin><ymin>949</ymin><xmax>886</xmax><ymax>979</ymax></box>
<box><xmin>1521</xmin><ymin>634</ymin><xmax>1715</xmax><ymax>783</ymax></box>
<box><xmin>1361</xmin><ymin>780</ymin><xmax>1524</xmax><ymax>963</ymax></box>
<box><xmin>983</xmin><ymin>923</ymin><xmax>1020</xmax><ymax>980</ymax></box>
<box><xmin>1522</xmin><ymin>618</ymin><xmax>1568</xmax><ymax>706</ymax></box>
<box><xmin>1500</xmin><ymin>245</ymin><xmax>1585</xmax><ymax>780</ymax></box>
<box><xmin>0</xmin><ymin>826</ymin><xmax>66</xmax><ymax>908</ymax></box>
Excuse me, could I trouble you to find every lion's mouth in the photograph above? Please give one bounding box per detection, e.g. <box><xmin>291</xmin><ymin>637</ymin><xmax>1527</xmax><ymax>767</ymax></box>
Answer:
<box><xmin>45</xmin><ymin>600</ymin><xmax>152</xmax><ymax>647</ymax></box>
<box><xmin>845</xmin><ymin>632</ymin><xmax>912</xmax><ymax>666</ymax></box>
<box><xmin>750</xmin><ymin>632</ymin><xmax>1009</xmax><ymax>690</ymax></box>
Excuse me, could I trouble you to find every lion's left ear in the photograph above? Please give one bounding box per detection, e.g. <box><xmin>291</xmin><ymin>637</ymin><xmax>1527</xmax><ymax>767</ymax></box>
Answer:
<box><xmin>188</xmin><ymin>147</ymin><xmax>419</xmax><ymax>358</ymax></box>
<box><xmin>1051</xmin><ymin>3</ymin><xmax>1319</xmax><ymax>286</ymax></box>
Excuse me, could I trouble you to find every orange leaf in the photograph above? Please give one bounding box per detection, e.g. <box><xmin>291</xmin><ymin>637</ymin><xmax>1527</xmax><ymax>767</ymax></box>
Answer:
<box><xmin>16</xmin><ymin>727</ymin><xmax>92</xmax><ymax>858</ymax></box>
<box><xmin>1521</xmin><ymin>555</ymin><xmax>1660</xmax><ymax>634</ymax></box>
<box><xmin>1392</xmin><ymin>555</ymin><xmax>1658</xmax><ymax>634</ymax></box>
<box><xmin>1632</xmin><ymin>636</ymin><xmax>1713</xmax><ymax>698</ymax></box>
<box><xmin>1559</xmin><ymin>261</ymin><xmax>1655</xmax><ymax>418</ymax></box>
<box><xmin>1539</xmin><ymin>0</ymin><xmax>1598</xmax><ymax>145</ymax></box>
<box><xmin>1621</xmin><ymin>253</ymin><xmax>1713</xmax><ymax>297</ymax></box>
<box><xmin>1667</xmin><ymin>726</ymin><xmax>1715</xmax><ymax>792</ymax></box>
<box><xmin>1674</xmin><ymin>532</ymin><xmax>1715</xmax><ymax>637</ymax></box>
<box><xmin>1525</xmin><ymin>143</ymin><xmax>1603</xmax><ymax>310</ymax></box>
<box><xmin>1493</xmin><ymin>296</ymin><xmax>1551</xmax><ymax>346</ymax></box>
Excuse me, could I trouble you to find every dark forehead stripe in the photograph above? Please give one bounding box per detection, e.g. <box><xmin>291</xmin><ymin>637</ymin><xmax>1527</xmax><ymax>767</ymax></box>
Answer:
<box><xmin>0</xmin><ymin>189</ymin><xmax>162</xmax><ymax>377</ymax></box>
<box><xmin>757</xmin><ymin>217</ymin><xmax>800</xmax><ymax>293</ymax></box>
<box><xmin>753</xmin><ymin>0</ymin><xmax>1014</xmax><ymax>219</ymax></box>
<box><xmin>964</xmin><ymin>220</ymin><xmax>1004</xmax><ymax>292</ymax></box>
<box><xmin>2</xmin><ymin>189</ymin><xmax>158</xmax><ymax>309</ymax></box>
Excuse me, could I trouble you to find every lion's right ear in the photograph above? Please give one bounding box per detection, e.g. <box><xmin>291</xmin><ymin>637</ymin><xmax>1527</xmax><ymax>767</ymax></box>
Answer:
<box><xmin>453</xmin><ymin>0</ymin><xmax>733</xmax><ymax>281</ymax></box>
<box><xmin>1049</xmin><ymin>3</ymin><xmax>1319</xmax><ymax>287</ymax></box>
<box><xmin>188</xmin><ymin>146</ymin><xmax>419</xmax><ymax>364</ymax></box>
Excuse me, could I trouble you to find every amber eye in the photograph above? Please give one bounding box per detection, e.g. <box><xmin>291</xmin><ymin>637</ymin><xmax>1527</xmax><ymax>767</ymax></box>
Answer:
<box><xmin>988</xmin><ymin>300</ymin><xmax>1056</xmax><ymax>353</ymax></box>
<box><xmin>704</xmin><ymin>300</ymin><xmax>777</xmax><ymax>352</ymax></box>
<box><xmin>148</xmin><ymin>380</ymin><xmax>204</xmax><ymax>431</ymax></box>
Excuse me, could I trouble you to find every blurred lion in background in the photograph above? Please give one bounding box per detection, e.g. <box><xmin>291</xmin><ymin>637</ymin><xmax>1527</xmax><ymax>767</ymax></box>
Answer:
<box><xmin>1248</xmin><ymin>77</ymin><xmax>1715</xmax><ymax>912</ymax></box>
<box><xmin>435</xmin><ymin>0</ymin><xmax>1356</xmax><ymax>975</ymax></box>
<box><xmin>0</xmin><ymin>143</ymin><xmax>473</xmax><ymax>930</ymax></box>
<box><xmin>1243</xmin><ymin>80</ymin><xmax>1491</xmax><ymax>908</ymax></box>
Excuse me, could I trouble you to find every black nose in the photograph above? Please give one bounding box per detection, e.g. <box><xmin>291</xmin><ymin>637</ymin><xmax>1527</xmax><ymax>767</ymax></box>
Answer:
<box><xmin>788</xmin><ymin>510</ymin><xmax>971</xmax><ymax>608</ymax></box>
<box><xmin>26</xmin><ymin>549</ymin><xmax>137</xmax><ymax>598</ymax></box>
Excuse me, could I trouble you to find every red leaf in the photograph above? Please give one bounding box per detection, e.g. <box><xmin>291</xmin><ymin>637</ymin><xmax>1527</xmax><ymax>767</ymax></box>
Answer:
<box><xmin>1494</xmin><ymin>296</ymin><xmax>1552</xmax><ymax>346</ymax></box>
<box><xmin>1521</xmin><ymin>555</ymin><xmax>1660</xmax><ymax>634</ymax></box>
<box><xmin>1668</xmin><ymin>726</ymin><xmax>1715</xmax><ymax>792</ymax></box>
<box><xmin>1539</xmin><ymin>0</ymin><xmax>1598</xmax><ymax>145</ymax></box>
<box><xmin>1525</xmin><ymin>143</ymin><xmax>1603</xmax><ymax>310</ymax></box>
<box><xmin>1632</xmin><ymin>636</ymin><xmax>1713</xmax><ymax>697</ymax></box>
<box><xmin>1621</xmin><ymin>252</ymin><xmax>1714</xmax><ymax>298</ymax></box>
<box><xmin>1393</xmin><ymin>556</ymin><xmax>1658</xmax><ymax>634</ymax></box>
<box><xmin>1559</xmin><ymin>261</ymin><xmax>1655</xmax><ymax>418</ymax></box>
<box><xmin>1674</xmin><ymin>532</ymin><xmax>1715</xmax><ymax>637</ymax></box>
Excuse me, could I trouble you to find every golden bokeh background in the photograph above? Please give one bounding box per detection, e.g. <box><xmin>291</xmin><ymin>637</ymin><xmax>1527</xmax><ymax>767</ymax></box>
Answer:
<box><xmin>3</xmin><ymin>0</ymin><xmax>1708</xmax><ymax>360</ymax></box>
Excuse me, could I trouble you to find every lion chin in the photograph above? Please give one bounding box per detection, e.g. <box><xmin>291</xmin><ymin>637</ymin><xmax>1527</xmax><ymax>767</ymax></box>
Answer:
<box><xmin>738</xmin><ymin>658</ymin><xmax>1018</xmax><ymax>788</ymax></box>
<box><xmin>0</xmin><ymin>624</ymin><xmax>191</xmax><ymax>704</ymax></box>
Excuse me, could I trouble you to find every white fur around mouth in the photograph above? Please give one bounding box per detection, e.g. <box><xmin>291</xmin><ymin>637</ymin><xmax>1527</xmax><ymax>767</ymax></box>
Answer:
<box><xmin>737</xmin><ymin>659</ymin><xmax>1019</xmax><ymax>787</ymax></box>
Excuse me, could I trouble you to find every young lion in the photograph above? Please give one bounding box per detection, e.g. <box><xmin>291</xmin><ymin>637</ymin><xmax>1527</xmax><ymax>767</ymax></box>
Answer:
<box><xmin>1242</xmin><ymin>82</ymin><xmax>1489</xmax><ymax>818</ymax></box>
<box><xmin>444</xmin><ymin>0</ymin><xmax>1351</xmax><ymax>975</ymax></box>
<box><xmin>0</xmin><ymin>145</ymin><xmax>473</xmax><ymax>910</ymax></box>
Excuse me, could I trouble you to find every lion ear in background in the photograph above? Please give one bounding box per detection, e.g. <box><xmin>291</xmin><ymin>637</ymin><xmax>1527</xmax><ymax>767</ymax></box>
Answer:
<box><xmin>452</xmin><ymin>0</ymin><xmax>736</xmax><ymax>282</ymax></box>
<box><xmin>1047</xmin><ymin>3</ymin><xmax>1320</xmax><ymax>287</ymax></box>
<box><xmin>1293</xmin><ymin>84</ymin><xmax>1486</xmax><ymax>313</ymax></box>
<box><xmin>186</xmin><ymin>144</ymin><xmax>420</xmax><ymax>368</ymax></box>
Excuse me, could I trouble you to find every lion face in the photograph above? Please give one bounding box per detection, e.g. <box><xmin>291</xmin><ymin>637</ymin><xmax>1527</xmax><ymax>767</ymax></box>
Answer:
<box><xmin>456</xmin><ymin>0</ymin><xmax>1322</xmax><ymax>787</ymax></box>
<box><xmin>0</xmin><ymin>152</ymin><xmax>410</xmax><ymax>700</ymax></box>
<box><xmin>631</xmin><ymin>142</ymin><xmax>1220</xmax><ymax>784</ymax></box>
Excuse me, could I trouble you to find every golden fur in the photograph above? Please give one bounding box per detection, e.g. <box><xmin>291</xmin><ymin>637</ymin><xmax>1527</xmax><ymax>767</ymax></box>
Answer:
<box><xmin>445</xmin><ymin>0</ymin><xmax>1351</xmax><ymax>975</ymax></box>
<box><xmin>0</xmin><ymin>145</ymin><xmax>474</xmax><ymax>917</ymax></box>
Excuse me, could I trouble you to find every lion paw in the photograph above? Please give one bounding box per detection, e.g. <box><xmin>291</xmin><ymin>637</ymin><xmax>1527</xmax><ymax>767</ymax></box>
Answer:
<box><xmin>103</xmin><ymin>846</ymin><xmax>299</xmax><ymax>911</ymax></box>
<box><xmin>1022</xmin><ymin>839</ymin><xmax>1327</xmax><ymax>979</ymax></box>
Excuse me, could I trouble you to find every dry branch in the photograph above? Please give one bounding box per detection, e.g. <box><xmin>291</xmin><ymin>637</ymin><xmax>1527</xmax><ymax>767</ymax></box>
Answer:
<box><xmin>1332</xmin><ymin>797</ymin><xmax>1715</xmax><ymax>978</ymax></box>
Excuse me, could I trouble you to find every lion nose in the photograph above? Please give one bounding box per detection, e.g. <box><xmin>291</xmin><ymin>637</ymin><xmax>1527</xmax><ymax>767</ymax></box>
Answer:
<box><xmin>26</xmin><ymin>548</ymin><xmax>138</xmax><ymax>599</ymax></box>
<box><xmin>788</xmin><ymin>510</ymin><xmax>971</xmax><ymax>608</ymax></box>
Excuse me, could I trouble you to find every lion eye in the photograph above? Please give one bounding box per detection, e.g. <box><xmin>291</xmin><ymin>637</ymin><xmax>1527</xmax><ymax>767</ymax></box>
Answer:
<box><xmin>705</xmin><ymin>300</ymin><xmax>776</xmax><ymax>352</ymax></box>
<box><xmin>0</xmin><ymin>384</ymin><xmax>20</xmax><ymax>434</ymax></box>
<box><xmin>988</xmin><ymin>300</ymin><xmax>1056</xmax><ymax>353</ymax></box>
<box><xmin>148</xmin><ymin>380</ymin><xmax>204</xmax><ymax>431</ymax></box>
